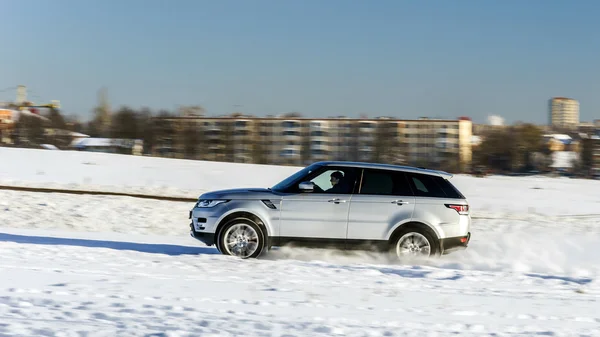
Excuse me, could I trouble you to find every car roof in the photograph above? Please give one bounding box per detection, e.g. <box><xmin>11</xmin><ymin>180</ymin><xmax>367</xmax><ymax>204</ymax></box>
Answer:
<box><xmin>313</xmin><ymin>161</ymin><xmax>454</xmax><ymax>179</ymax></box>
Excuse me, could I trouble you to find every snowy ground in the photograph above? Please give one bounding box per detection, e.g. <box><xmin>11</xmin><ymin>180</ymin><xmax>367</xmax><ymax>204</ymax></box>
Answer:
<box><xmin>0</xmin><ymin>147</ymin><xmax>300</xmax><ymax>198</ymax></box>
<box><xmin>1</xmin><ymin>224</ymin><xmax>599</xmax><ymax>337</ymax></box>
<box><xmin>1</xmin><ymin>147</ymin><xmax>600</xmax><ymax>336</ymax></box>
<box><xmin>2</xmin><ymin>147</ymin><xmax>599</xmax><ymax>217</ymax></box>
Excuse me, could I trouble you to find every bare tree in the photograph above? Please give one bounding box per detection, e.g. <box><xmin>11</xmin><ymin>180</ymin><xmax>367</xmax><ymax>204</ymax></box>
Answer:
<box><xmin>182</xmin><ymin>119</ymin><xmax>202</xmax><ymax>159</ymax></box>
<box><xmin>87</xmin><ymin>87</ymin><xmax>111</xmax><ymax>137</ymax></box>
<box><xmin>374</xmin><ymin>122</ymin><xmax>406</xmax><ymax>165</ymax></box>
<box><xmin>137</xmin><ymin>107</ymin><xmax>156</xmax><ymax>155</ymax></box>
<box><xmin>110</xmin><ymin>106</ymin><xmax>139</xmax><ymax>140</ymax></box>
<box><xmin>153</xmin><ymin>110</ymin><xmax>177</xmax><ymax>157</ymax></box>
<box><xmin>13</xmin><ymin>115</ymin><xmax>44</xmax><ymax>146</ymax></box>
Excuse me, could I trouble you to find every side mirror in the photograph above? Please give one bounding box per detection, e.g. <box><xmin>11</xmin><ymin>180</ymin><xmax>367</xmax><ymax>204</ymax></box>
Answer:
<box><xmin>298</xmin><ymin>181</ymin><xmax>314</xmax><ymax>192</ymax></box>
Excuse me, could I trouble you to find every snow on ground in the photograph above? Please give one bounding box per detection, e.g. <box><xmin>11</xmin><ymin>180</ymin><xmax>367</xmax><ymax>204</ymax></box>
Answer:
<box><xmin>0</xmin><ymin>147</ymin><xmax>300</xmax><ymax>198</ymax></box>
<box><xmin>0</xmin><ymin>226</ymin><xmax>599</xmax><ymax>336</ymax></box>
<box><xmin>0</xmin><ymin>189</ymin><xmax>191</xmax><ymax>236</ymax></box>
<box><xmin>1</xmin><ymin>147</ymin><xmax>600</xmax><ymax>335</ymax></box>
<box><xmin>451</xmin><ymin>174</ymin><xmax>600</xmax><ymax>218</ymax></box>
<box><xmin>2</xmin><ymin>147</ymin><xmax>600</xmax><ymax>217</ymax></box>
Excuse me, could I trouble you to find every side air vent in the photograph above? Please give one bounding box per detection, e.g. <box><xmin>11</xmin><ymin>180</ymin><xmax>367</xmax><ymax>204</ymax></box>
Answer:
<box><xmin>261</xmin><ymin>200</ymin><xmax>277</xmax><ymax>209</ymax></box>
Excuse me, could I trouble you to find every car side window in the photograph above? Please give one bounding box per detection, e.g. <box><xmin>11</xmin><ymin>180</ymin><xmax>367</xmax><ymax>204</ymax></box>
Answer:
<box><xmin>310</xmin><ymin>170</ymin><xmax>342</xmax><ymax>192</ymax></box>
<box><xmin>432</xmin><ymin>176</ymin><xmax>464</xmax><ymax>199</ymax></box>
<box><xmin>359</xmin><ymin>169</ymin><xmax>413</xmax><ymax>196</ymax></box>
<box><xmin>405</xmin><ymin>173</ymin><xmax>447</xmax><ymax>198</ymax></box>
<box><xmin>300</xmin><ymin>167</ymin><xmax>358</xmax><ymax>194</ymax></box>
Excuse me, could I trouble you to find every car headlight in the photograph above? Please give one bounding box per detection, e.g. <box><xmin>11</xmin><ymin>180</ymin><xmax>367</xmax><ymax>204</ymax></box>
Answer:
<box><xmin>196</xmin><ymin>199</ymin><xmax>229</xmax><ymax>208</ymax></box>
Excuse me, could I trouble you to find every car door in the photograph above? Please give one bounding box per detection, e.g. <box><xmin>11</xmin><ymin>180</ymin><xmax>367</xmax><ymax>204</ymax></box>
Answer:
<box><xmin>279</xmin><ymin>166</ymin><xmax>359</xmax><ymax>244</ymax></box>
<box><xmin>347</xmin><ymin>168</ymin><xmax>416</xmax><ymax>243</ymax></box>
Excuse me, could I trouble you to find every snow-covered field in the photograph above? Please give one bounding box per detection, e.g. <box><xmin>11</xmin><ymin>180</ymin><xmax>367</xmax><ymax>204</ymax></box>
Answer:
<box><xmin>1</xmin><ymin>147</ymin><xmax>600</xmax><ymax>336</ymax></box>
<box><xmin>0</xmin><ymin>147</ymin><xmax>300</xmax><ymax>198</ymax></box>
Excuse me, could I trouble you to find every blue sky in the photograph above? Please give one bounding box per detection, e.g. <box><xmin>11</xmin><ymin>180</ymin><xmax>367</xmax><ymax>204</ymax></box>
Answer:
<box><xmin>2</xmin><ymin>0</ymin><xmax>600</xmax><ymax>124</ymax></box>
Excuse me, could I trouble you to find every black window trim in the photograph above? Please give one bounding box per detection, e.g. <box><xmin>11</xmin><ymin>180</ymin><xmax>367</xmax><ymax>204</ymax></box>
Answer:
<box><xmin>280</xmin><ymin>165</ymin><xmax>465</xmax><ymax>199</ymax></box>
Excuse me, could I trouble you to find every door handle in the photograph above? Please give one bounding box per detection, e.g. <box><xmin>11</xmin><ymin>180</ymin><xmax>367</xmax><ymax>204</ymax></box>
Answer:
<box><xmin>391</xmin><ymin>200</ymin><xmax>409</xmax><ymax>205</ymax></box>
<box><xmin>328</xmin><ymin>198</ymin><xmax>347</xmax><ymax>204</ymax></box>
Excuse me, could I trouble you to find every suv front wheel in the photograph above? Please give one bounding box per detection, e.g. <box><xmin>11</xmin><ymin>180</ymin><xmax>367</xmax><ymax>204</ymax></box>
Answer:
<box><xmin>217</xmin><ymin>218</ymin><xmax>265</xmax><ymax>259</ymax></box>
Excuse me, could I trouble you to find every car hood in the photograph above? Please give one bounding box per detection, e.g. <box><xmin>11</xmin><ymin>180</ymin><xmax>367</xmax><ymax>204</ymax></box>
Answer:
<box><xmin>199</xmin><ymin>187</ymin><xmax>281</xmax><ymax>200</ymax></box>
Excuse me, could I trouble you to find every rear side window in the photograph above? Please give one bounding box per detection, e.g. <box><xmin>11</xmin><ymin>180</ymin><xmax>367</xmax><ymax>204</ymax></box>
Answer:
<box><xmin>359</xmin><ymin>169</ymin><xmax>413</xmax><ymax>196</ymax></box>
<box><xmin>433</xmin><ymin>176</ymin><xmax>464</xmax><ymax>199</ymax></box>
<box><xmin>406</xmin><ymin>173</ymin><xmax>454</xmax><ymax>198</ymax></box>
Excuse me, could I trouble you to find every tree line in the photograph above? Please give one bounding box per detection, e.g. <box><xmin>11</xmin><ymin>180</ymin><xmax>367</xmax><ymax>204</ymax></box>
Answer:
<box><xmin>7</xmin><ymin>104</ymin><xmax>597</xmax><ymax>175</ymax></box>
<box><xmin>7</xmin><ymin>105</ymin><xmax>432</xmax><ymax>168</ymax></box>
<box><xmin>472</xmin><ymin>123</ymin><xmax>596</xmax><ymax>176</ymax></box>
<box><xmin>10</xmin><ymin>106</ymin><xmax>170</xmax><ymax>153</ymax></box>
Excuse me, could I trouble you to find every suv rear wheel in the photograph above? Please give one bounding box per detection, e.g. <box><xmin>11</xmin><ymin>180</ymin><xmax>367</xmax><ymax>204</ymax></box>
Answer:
<box><xmin>390</xmin><ymin>227</ymin><xmax>439</xmax><ymax>259</ymax></box>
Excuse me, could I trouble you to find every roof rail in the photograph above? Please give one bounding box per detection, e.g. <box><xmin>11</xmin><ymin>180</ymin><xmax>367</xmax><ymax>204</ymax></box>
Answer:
<box><xmin>435</xmin><ymin>170</ymin><xmax>454</xmax><ymax>179</ymax></box>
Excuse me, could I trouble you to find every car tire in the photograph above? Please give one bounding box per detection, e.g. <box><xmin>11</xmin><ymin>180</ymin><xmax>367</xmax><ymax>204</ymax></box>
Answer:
<box><xmin>217</xmin><ymin>218</ymin><xmax>265</xmax><ymax>259</ymax></box>
<box><xmin>390</xmin><ymin>226</ymin><xmax>439</xmax><ymax>259</ymax></box>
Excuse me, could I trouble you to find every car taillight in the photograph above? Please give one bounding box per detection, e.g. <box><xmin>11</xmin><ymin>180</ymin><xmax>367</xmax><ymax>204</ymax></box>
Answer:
<box><xmin>445</xmin><ymin>204</ymin><xmax>469</xmax><ymax>215</ymax></box>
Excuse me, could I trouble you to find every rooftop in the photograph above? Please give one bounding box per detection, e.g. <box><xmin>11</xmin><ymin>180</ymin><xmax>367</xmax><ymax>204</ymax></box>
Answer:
<box><xmin>157</xmin><ymin>115</ymin><xmax>470</xmax><ymax>124</ymax></box>
<box><xmin>313</xmin><ymin>161</ymin><xmax>453</xmax><ymax>179</ymax></box>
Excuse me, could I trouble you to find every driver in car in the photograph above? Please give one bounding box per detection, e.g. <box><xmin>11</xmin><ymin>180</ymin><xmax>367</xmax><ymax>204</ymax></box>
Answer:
<box><xmin>326</xmin><ymin>171</ymin><xmax>346</xmax><ymax>193</ymax></box>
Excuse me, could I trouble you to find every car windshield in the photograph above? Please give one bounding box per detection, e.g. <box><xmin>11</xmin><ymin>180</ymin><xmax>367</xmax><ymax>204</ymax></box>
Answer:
<box><xmin>271</xmin><ymin>163</ymin><xmax>322</xmax><ymax>192</ymax></box>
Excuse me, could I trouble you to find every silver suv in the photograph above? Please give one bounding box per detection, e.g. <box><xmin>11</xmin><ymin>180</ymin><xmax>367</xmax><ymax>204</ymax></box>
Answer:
<box><xmin>189</xmin><ymin>161</ymin><xmax>471</xmax><ymax>259</ymax></box>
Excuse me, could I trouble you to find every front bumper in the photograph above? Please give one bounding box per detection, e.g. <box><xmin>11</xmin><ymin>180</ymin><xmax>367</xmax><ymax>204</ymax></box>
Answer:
<box><xmin>190</xmin><ymin>222</ymin><xmax>216</xmax><ymax>246</ymax></box>
<box><xmin>188</xmin><ymin>204</ymin><xmax>226</xmax><ymax>246</ymax></box>
<box><xmin>440</xmin><ymin>232</ymin><xmax>470</xmax><ymax>254</ymax></box>
<box><xmin>189</xmin><ymin>203</ymin><xmax>228</xmax><ymax>232</ymax></box>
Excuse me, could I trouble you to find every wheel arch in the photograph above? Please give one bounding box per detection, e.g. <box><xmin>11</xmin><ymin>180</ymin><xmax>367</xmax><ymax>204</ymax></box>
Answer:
<box><xmin>214</xmin><ymin>210</ymin><xmax>270</xmax><ymax>253</ymax></box>
<box><xmin>388</xmin><ymin>221</ymin><xmax>441</xmax><ymax>247</ymax></box>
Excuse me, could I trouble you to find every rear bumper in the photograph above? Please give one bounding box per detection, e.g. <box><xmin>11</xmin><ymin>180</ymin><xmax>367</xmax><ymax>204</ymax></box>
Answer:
<box><xmin>189</xmin><ymin>223</ymin><xmax>216</xmax><ymax>246</ymax></box>
<box><xmin>440</xmin><ymin>232</ymin><xmax>470</xmax><ymax>254</ymax></box>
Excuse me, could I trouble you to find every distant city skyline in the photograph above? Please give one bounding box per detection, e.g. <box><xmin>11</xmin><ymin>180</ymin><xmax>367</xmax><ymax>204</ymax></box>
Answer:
<box><xmin>2</xmin><ymin>0</ymin><xmax>600</xmax><ymax>124</ymax></box>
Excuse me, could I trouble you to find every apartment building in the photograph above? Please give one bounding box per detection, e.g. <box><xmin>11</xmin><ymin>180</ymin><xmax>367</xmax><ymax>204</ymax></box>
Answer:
<box><xmin>155</xmin><ymin>114</ymin><xmax>473</xmax><ymax>171</ymax></box>
<box><xmin>590</xmin><ymin>136</ymin><xmax>600</xmax><ymax>177</ymax></box>
<box><xmin>549</xmin><ymin>97</ymin><xmax>579</xmax><ymax>130</ymax></box>
<box><xmin>578</xmin><ymin>121</ymin><xmax>597</xmax><ymax>134</ymax></box>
